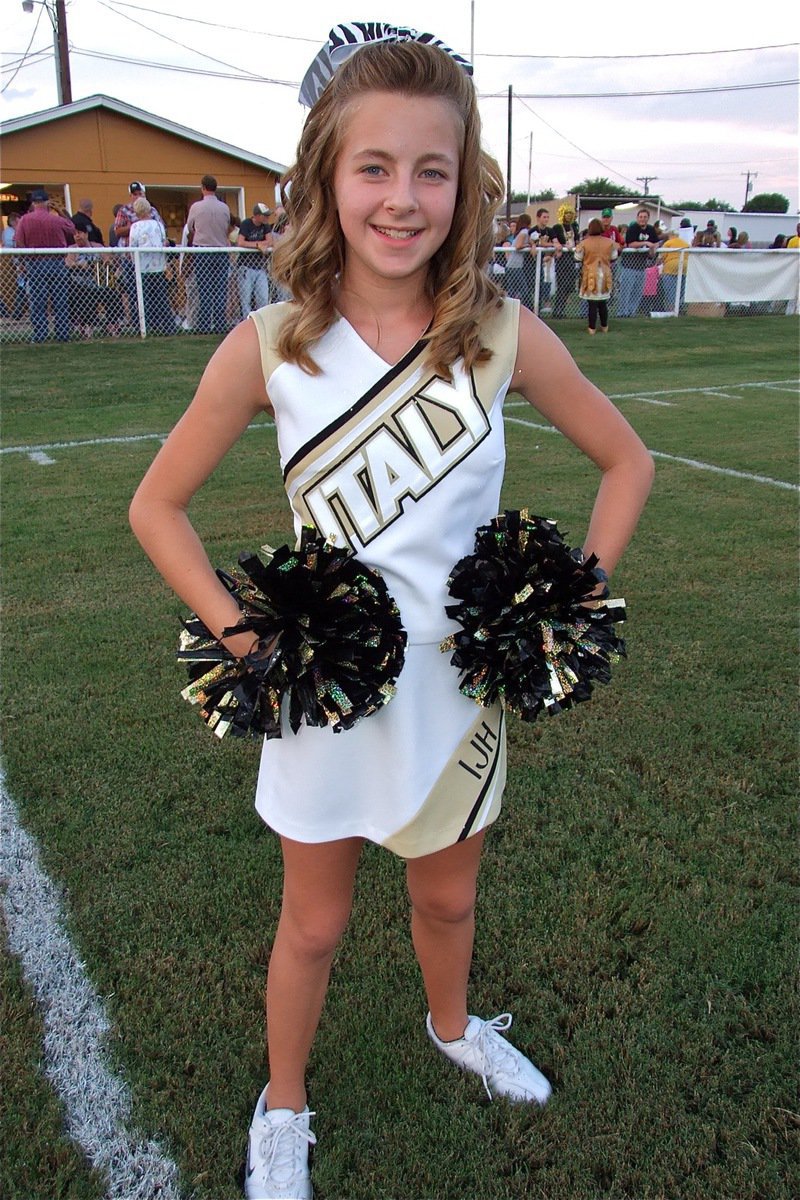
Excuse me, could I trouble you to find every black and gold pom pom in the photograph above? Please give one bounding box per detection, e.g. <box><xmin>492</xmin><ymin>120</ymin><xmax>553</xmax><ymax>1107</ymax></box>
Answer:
<box><xmin>178</xmin><ymin>530</ymin><xmax>407</xmax><ymax>739</ymax></box>
<box><xmin>440</xmin><ymin>510</ymin><xmax>626</xmax><ymax>722</ymax></box>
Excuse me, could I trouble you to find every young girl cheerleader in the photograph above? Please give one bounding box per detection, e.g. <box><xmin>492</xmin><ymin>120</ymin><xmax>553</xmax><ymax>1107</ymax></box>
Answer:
<box><xmin>130</xmin><ymin>23</ymin><xmax>654</xmax><ymax>1200</ymax></box>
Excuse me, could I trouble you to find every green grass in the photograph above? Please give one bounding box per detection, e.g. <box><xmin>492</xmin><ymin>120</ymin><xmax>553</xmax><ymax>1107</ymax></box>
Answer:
<box><xmin>1</xmin><ymin>318</ymin><xmax>798</xmax><ymax>1200</ymax></box>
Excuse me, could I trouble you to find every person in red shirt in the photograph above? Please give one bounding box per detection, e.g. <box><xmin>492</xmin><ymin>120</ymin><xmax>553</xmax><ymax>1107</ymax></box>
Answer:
<box><xmin>599</xmin><ymin>208</ymin><xmax>624</xmax><ymax>249</ymax></box>
<box><xmin>14</xmin><ymin>189</ymin><xmax>75</xmax><ymax>341</ymax></box>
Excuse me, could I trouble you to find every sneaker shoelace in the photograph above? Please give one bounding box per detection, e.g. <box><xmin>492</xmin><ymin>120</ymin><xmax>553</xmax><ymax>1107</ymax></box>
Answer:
<box><xmin>472</xmin><ymin>1013</ymin><xmax>519</xmax><ymax>1100</ymax></box>
<box><xmin>258</xmin><ymin>1111</ymin><xmax>317</xmax><ymax>1184</ymax></box>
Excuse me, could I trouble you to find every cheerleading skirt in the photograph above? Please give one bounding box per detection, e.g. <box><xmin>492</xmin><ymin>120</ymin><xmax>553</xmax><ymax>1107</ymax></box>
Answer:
<box><xmin>254</xmin><ymin>641</ymin><xmax>506</xmax><ymax>859</ymax></box>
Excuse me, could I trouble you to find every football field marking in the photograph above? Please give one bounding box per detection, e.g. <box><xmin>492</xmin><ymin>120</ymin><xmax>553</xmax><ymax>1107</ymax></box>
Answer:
<box><xmin>1</xmin><ymin>769</ymin><xmax>184</xmax><ymax>1200</ymax></box>
<box><xmin>505</xmin><ymin>414</ymin><xmax>798</xmax><ymax>492</ymax></box>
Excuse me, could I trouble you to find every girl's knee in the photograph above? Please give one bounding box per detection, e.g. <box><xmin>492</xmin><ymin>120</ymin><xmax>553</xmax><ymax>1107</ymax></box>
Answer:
<box><xmin>409</xmin><ymin>882</ymin><xmax>476</xmax><ymax>926</ymax></box>
<box><xmin>280</xmin><ymin>900</ymin><xmax>351</xmax><ymax>960</ymax></box>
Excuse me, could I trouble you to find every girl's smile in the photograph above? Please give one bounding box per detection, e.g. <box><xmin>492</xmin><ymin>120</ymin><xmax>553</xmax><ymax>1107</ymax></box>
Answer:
<box><xmin>333</xmin><ymin>92</ymin><xmax>461</xmax><ymax>291</ymax></box>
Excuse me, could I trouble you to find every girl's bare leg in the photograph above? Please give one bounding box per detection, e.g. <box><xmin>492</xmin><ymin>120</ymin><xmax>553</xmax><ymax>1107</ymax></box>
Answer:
<box><xmin>405</xmin><ymin>831</ymin><xmax>486</xmax><ymax>1042</ymax></box>
<box><xmin>265</xmin><ymin>835</ymin><xmax>364</xmax><ymax>1111</ymax></box>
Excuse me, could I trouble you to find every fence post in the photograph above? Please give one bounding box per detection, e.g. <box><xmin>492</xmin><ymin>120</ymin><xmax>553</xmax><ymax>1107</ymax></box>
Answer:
<box><xmin>674</xmin><ymin>251</ymin><xmax>685</xmax><ymax>316</ymax></box>
<box><xmin>532</xmin><ymin>247</ymin><xmax>542</xmax><ymax>316</ymax></box>
<box><xmin>133</xmin><ymin>249</ymin><xmax>147</xmax><ymax>339</ymax></box>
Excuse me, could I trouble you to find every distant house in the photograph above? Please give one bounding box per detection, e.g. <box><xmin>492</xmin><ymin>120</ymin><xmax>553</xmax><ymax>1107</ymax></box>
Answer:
<box><xmin>0</xmin><ymin>94</ymin><xmax>285</xmax><ymax>242</ymax></box>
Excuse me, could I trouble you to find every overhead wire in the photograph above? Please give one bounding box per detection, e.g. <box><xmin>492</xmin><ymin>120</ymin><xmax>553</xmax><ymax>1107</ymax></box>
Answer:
<box><xmin>101</xmin><ymin>0</ymin><xmax>319</xmax><ymax>41</ymax></box>
<box><xmin>476</xmin><ymin>41</ymin><xmax>798</xmax><ymax>59</ymax></box>
<box><xmin>71</xmin><ymin>46</ymin><xmax>297</xmax><ymax>85</ymax></box>
<box><xmin>2</xmin><ymin>2</ymin><xmax>46</xmax><ymax>93</ymax></box>
<box><xmin>96</xmin><ymin>0</ymin><xmax>267</xmax><ymax>79</ymax></box>
<box><xmin>481</xmin><ymin>79</ymin><xmax>798</xmax><ymax>99</ymax></box>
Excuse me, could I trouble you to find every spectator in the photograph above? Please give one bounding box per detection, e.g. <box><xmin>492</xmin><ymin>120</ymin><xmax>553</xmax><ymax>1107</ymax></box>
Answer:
<box><xmin>65</xmin><ymin>228</ymin><xmax>123</xmax><ymax>338</ymax></box>
<box><xmin>658</xmin><ymin>228</ymin><xmax>690</xmax><ymax>312</ymax></box>
<box><xmin>549</xmin><ymin>203</ymin><xmax>579</xmax><ymax>318</ymax></box>
<box><xmin>769</xmin><ymin>234</ymin><xmax>788</xmax><ymax>249</ymax></box>
<box><xmin>503</xmin><ymin>213</ymin><xmax>531</xmax><ymax>305</ymax></box>
<box><xmin>695</xmin><ymin>219</ymin><xmax>720</xmax><ymax>248</ymax></box>
<box><xmin>13</xmin><ymin>189</ymin><xmax>74</xmax><ymax>342</ymax></box>
<box><xmin>3</xmin><ymin>211</ymin><xmax>20</xmax><ymax>250</ymax></box>
<box><xmin>735</xmin><ymin>231</ymin><xmax>751</xmax><ymax>249</ymax></box>
<box><xmin>678</xmin><ymin>217</ymin><xmax>694</xmax><ymax>243</ymax></box>
<box><xmin>237</xmin><ymin>203</ymin><xmax>273</xmax><ymax>315</ymax></box>
<box><xmin>724</xmin><ymin>226</ymin><xmax>738</xmax><ymax>249</ymax></box>
<box><xmin>617</xmin><ymin>207</ymin><xmax>658</xmax><ymax>318</ymax></box>
<box><xmin>186</xmin><ymin>174</ymin><xmax>232</xmax><ymax>334</ymax></box>
<box><xmin>72</xmin><ymin>199</ymin><xmax>105</xmax><ymax>245</ymax></box>
<box><xmin>129</xmin><ymin>195</ymin><xmax>173</xmax><ymax>334</ymax></box>
<box><xmin>599</xmin><ymin>207</ymin><xmax>624</xmax><ymax>249</ymax></box>
<box><xmin>268</xmin><ymin>207</ymin><xmax>293</xmax><ymax>302</ymax></box>
<box><xmin>530</xmin><ymin>207</ymin><xmax>552</xmax><ymax>308</ymax></box>
<box><xmin>787</xmin><ymin>223</ymin><xmax>800</xmax><ymax>249</ymax></box>
<box><xmin>574</xmin><ymin>216</ymin><xmax>617</xmax><ymax>334</ymax></box>
<box><xmin>108</xmin><ymin>204</ymin><xmax>123</xmax><ymax>248</ymax></box>
<box><xmin>115</xmin><ymin>184</ymin><xmax>165</xmax><ymax>328</ymax></box>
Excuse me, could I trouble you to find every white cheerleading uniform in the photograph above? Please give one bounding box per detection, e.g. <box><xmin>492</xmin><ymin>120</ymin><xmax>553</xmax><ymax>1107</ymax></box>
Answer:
<box><xmin>248</xmin><ymin>298</ymin><xmax>520</xmax><ymax>858</ymax></box>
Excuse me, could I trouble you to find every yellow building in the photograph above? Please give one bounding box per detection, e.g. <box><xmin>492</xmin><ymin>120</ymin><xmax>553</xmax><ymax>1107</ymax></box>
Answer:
<box><xmin>0</xmin><ymin>93</ymin><xmax>285</xmax><ymax>243</ymax></box>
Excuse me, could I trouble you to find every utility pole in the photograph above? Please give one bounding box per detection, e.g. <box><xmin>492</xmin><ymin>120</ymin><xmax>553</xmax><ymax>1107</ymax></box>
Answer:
<box><xmin>54</xmin><ymin>0</ymin><xmax>71</xmax><ymax>105</ymax></box>
<box><xmin>506</xmin><ymin>85</ymin><xmax>512</xmax><ymax>221</ymax></box>
<box><xmin>741</xmin><ymin>170</ymin><xmax>758</xmax><ymax>210</ymax></box>
<box><xmin>637</xmin><ymin>176</ymin><xmax>658</xmax><ymax>196</ymax></box>
<box><xmin>21</xmin><ymin>0</ymin><xmax>71</xmax><ymax>105</ymax></box>
<box><xmin>526</xmin><ymin>132</ymin><xmax>532</xmax><ymax>206</ymax></box>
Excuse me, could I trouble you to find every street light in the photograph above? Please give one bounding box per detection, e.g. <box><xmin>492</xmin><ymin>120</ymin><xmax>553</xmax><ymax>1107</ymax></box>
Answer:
<box><xmin>21</xmin><ymin>0</ymin><xmax>72</xmax><ymax>105</ymax></box>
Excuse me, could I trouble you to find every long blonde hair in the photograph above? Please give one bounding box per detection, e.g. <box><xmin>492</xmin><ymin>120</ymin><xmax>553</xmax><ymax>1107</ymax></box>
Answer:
<box><xmin>273</xmin><ymin>41</ymin><xmax>505</xmax><ymax>378</ymax></box>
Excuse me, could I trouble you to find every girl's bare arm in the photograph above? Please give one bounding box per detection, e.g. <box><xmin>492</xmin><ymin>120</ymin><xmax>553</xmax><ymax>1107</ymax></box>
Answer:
<box><xmin>511</xmin><ymin>306</ymin><xmax>655</xmax><ymax>577</ymax></box>
<box><xmin>129</xmin><ymin>319</ymin><xmax>272</xmax><ymax>655</ymax></box>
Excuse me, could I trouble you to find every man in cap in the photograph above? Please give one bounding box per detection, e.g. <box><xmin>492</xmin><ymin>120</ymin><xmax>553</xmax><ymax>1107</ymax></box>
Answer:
<box><xmin>236</xmin><ymin>202</ymin><xmax>274</xmax><ymax>314</ymax></box>
<box><xmin>114</xmin><ymin>182</ymin><xmax>164</xmax><ymax>247</ymax></box>
<box><xmin>600</xmin><ymin>208</ymin><xmax>624</xmax><ymax>249</ymax></box>
<box><xmin>14</xmin><ymin>189</ymin><xmax>75</xmax><ymax>341</ymax></box>
<box><xmin>114</xmin><ymin>183</ymin><xmax>165</xmax><ymax>328</ymax></box>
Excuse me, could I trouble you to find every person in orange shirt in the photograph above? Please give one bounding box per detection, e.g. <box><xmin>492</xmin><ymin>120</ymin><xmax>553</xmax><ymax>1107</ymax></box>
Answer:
<box><xmin>658</xmin><ymin>229</ymin><xmax>690</xmax><ymax>312</ymax></box>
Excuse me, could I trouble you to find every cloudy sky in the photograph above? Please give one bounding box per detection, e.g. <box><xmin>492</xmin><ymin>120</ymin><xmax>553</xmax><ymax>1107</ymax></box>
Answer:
<box><xmin>2</xmin><ymin>1</ymin><xmax>798</xmax><ymax>212</ymax></box>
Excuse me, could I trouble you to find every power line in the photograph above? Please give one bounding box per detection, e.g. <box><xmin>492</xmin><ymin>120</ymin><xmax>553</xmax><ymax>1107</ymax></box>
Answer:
<box><xmin>1</xmin><ymin>47</ymin><xmax>53</xmax><ymax>72</ymax></box>
<box><xmin>1</xmin><ymin>2</ymin><xmax>45</xmax><ymax>93</ymax></box>
<box><xmin>102</xmin><ymin>0</ymin><xmax>319</xmax><ymax>41</ymax></box>
<box><xmin>482</xmin><ymin>79</ymin><xmax>798</xmax><ymax>99</ymax></box>
<box><xmin>476</xmin><ymin>41</ymin><xmax>798</xmax><ymax>59</ymax></box>
<box><xmin>513</xmin><ymin>94</ymin><xmax>641</xmax><ymax>190</ymax></box>
<box><xmin>97</xmin><ymin>0</ymin><xmax>266</xmax><ymax>79</ymax></box>
<box><xmin>71</xmin><ymin>46</ymin><xmax>298</xmax><ymax>85</ymax></box>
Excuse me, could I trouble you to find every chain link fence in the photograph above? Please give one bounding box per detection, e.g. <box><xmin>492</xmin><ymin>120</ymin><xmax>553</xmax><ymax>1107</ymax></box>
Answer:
<box><xmin>1</xmin><ymin>245</ymin><xmax>797</xmax><ymax>344</ymax></box>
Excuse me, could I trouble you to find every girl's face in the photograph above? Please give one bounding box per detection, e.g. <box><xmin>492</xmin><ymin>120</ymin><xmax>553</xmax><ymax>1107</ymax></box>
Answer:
<box><xmin>332</xmin><ymin>91</ymin><xmax>461</xmax><ymax>293</ymax></box>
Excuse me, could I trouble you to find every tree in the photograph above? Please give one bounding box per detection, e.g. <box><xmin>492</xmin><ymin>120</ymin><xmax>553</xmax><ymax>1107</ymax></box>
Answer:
<box><xmin>509</xmin><ymin>189</ymin><xmax>556</xmax><ymax>202</ymax></box>
<box><xmin>568</xmin><ymin>177</ymin><xmax>638</xmax><ymax>198</ymax></box>
<box><xmin>743</xmin><ymin>192</ymin><xmax>790</xmax><ymax>213</ymax></box>
<box><xmin>669</xmin><ymin>198</ymin><xmax>735</xmax><ymax>212</ymax></box>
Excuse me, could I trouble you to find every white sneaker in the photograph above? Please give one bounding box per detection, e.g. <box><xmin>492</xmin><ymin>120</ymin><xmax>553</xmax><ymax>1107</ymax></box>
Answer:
<box><xmin>426</xmin><ymin>1012</ymin><xmax>552</xmax><ymax>1105</ymax></box>
<box><xmin>244</xmin><ymin>1088</ymin><xmax>316</xmax><ymax>1200</ymax></box>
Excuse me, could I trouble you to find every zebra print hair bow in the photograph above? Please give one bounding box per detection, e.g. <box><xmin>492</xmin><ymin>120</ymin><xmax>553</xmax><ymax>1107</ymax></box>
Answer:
<box><xmin>299</xmin><ymin>21</ymin><xmax>473</xmax><ymax>107</ymax></box>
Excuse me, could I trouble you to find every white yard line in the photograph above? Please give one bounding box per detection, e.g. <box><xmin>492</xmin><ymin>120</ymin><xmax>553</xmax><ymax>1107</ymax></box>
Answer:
<box><xmin>28</xmin><ymin>451</ymin><xmax>56</xmax><ymax>465</ymax></box>
<box><xmin>0</xmin><ymin>423</ymin><xmax>273</xmax><ymax>456</ymax></box>
<box><xmin>505</xmin><ymin>414</ymin><xmax>798</xmax><ymax>492</ymax></box>
<box><xmin>0</xmin><ymin>769</ymin><xmax>184</xmax><ymax>1200</ymax></box>
<box><xmin>648</xmin><ymin>450</ymin><xmax>798</xmax><ymax>491</ymax></box>
<box><xmin>505</xmin><ymin>378</ymin><xmax>799</xmax><ymax>405</ymax></box>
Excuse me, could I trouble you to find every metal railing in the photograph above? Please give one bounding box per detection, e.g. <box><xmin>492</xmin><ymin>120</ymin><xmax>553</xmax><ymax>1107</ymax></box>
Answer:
<box><xmin>1</xmin><ymin>244</ymin><xmax>797</xmax><ymax>344</ymax></box>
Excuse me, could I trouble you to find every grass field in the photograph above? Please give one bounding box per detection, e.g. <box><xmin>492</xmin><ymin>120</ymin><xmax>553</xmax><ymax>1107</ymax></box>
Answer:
<box><xmin>1</xmin><ymin>317</ymin><xmax>798</xmax><ymax>1200</ymax></box>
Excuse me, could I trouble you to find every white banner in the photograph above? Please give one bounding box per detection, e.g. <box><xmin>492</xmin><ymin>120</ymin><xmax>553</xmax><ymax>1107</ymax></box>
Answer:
<box><xmin>684</xmin><ymin>250</ymin><xmax>799</xmax><ymax>304</ymax></box>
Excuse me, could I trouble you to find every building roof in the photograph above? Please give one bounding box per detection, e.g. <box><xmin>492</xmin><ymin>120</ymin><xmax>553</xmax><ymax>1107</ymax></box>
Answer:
<box><xmin>1</xmin><ymin>94</ymin><xmax>286</xmax><ymax>176</ymax></box>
